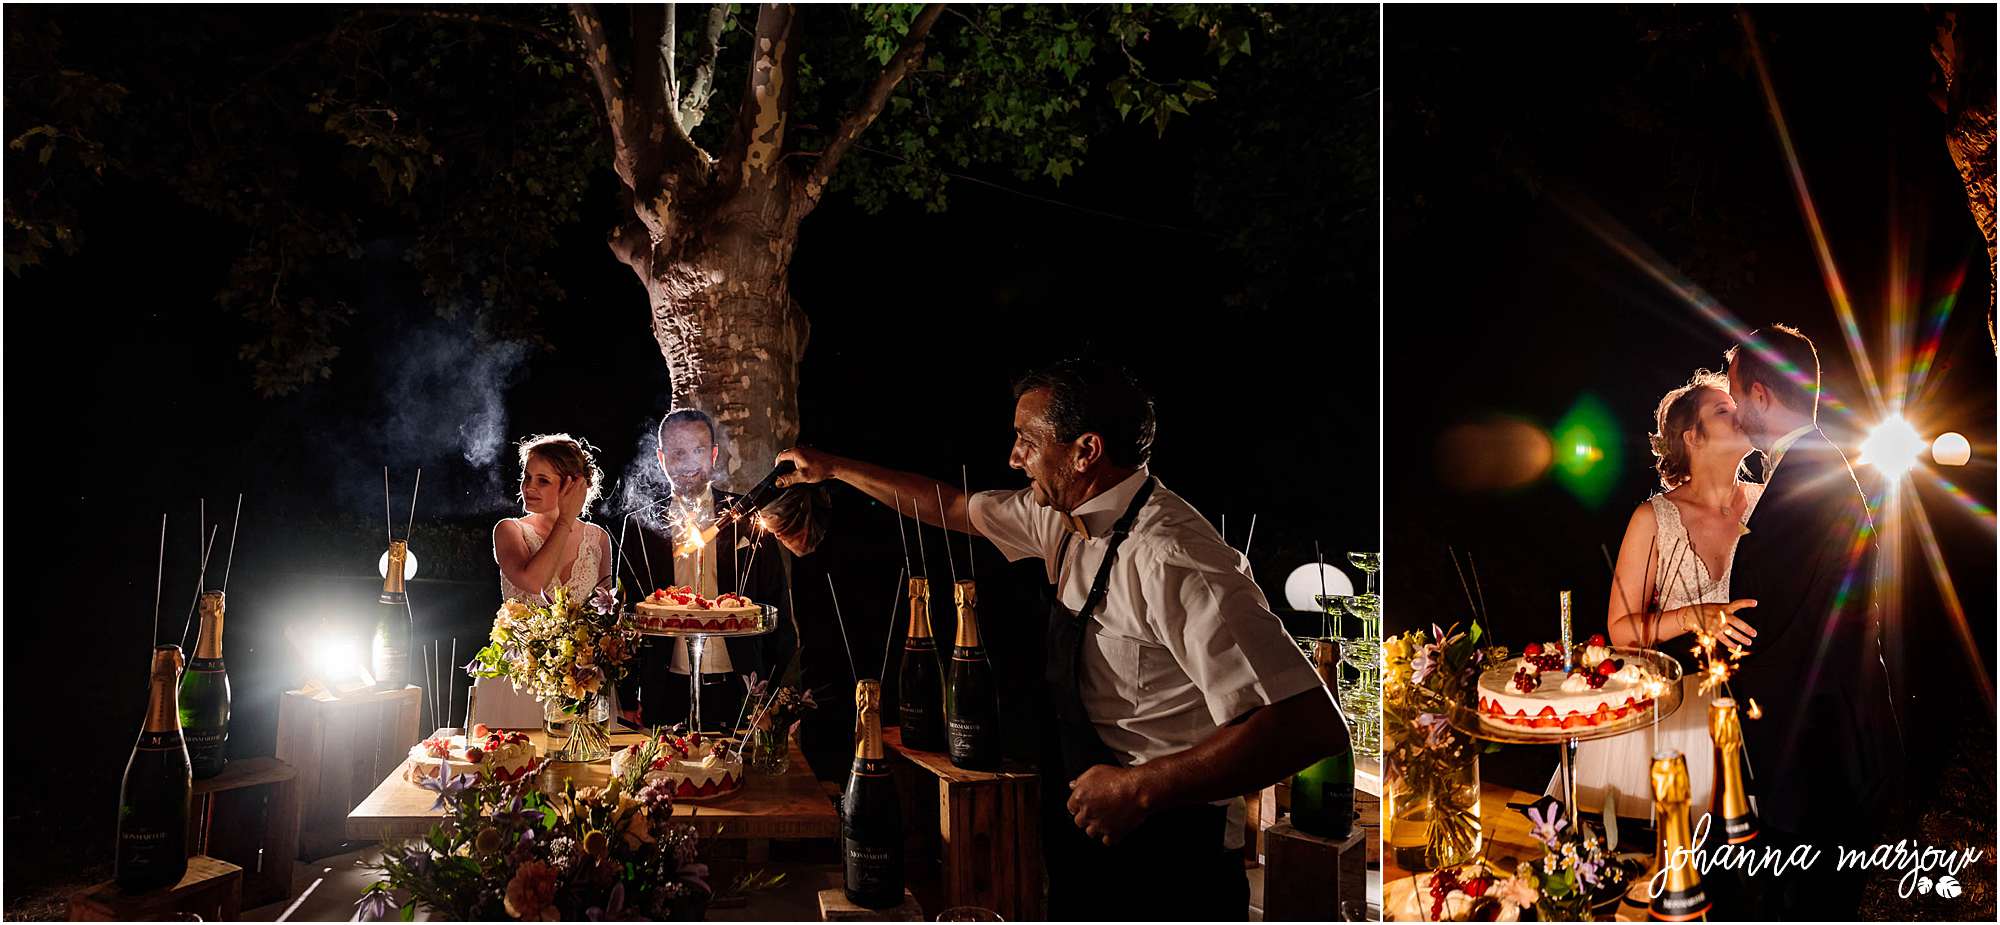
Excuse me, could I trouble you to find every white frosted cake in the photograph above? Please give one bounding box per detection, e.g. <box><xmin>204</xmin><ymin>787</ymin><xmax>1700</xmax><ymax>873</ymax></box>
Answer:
<box><xmin>1476</xmin><ymin>637</ymin><xmax>1662</xmax><ymax>733</ymax></box>
<box><xmin>610</xmin><ymin>730</ymin><xmax>745</xmax><ymax>800</ymax></box>
<box><xmin>633</xmin><ymin>586</ymin><xmax>763</xmax><ymax>632</ymax></box>
<box><xmin>406</xmin><ymin>725</ymin><xmax>539</xmax><ymax>783</ymax></box>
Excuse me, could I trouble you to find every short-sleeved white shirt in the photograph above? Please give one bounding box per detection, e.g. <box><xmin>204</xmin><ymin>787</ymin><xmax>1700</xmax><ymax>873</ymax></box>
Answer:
<box><xmin>968</xmin><ymin>467</ymin><xmax>1324</xmax><ymax>849</ymax></box>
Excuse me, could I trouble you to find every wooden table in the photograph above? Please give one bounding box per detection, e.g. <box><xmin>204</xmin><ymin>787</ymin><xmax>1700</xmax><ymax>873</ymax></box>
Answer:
<box><xmin>346</xmin><ymin>727</ymin><xmax>838</xmax><ymax>841</ymax></box>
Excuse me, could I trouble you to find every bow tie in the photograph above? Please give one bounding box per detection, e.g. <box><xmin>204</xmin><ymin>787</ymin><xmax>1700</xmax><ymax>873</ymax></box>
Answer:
<box><xmin>1060</xmin><ymin>513</ymin><xmax>1094</xmax><ymax>540</ymax></box>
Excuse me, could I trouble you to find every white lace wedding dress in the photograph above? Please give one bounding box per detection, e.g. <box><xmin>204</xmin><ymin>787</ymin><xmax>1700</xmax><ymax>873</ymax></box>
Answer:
<box><xmin>1553</xmin><ymin>482</ymin><xmax>1763</xmax><ymax>818</ymax></box>
<box><xmin>470</xmin><ymin>518</ymin><xmax>616</xmax><ymax>730</ymax></box>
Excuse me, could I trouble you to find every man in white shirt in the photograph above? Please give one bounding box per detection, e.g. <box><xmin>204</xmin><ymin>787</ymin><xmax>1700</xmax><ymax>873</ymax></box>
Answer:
<box><xmin>779</xmin><ymin>360</ymin><xmax>1346</xmax><ymax>920</ymax></box>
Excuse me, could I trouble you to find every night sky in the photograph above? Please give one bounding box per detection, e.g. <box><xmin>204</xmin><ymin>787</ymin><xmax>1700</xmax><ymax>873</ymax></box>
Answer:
<box><xmin>4</xmin><ymin>5</ymin><xmax>1377</xmax><ymax>900</ymax></box>
<box><xmin>1385</xmin><ymin>2</ymin><xmax>1995</xmax><ymax>822</ymax></box>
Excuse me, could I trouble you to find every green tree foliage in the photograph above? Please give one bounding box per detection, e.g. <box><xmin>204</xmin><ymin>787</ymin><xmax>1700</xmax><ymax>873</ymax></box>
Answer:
<box><xmin>5</xmin><ymin>5</ymin><xmax>1277</xmax><ymax>394</ymax></box>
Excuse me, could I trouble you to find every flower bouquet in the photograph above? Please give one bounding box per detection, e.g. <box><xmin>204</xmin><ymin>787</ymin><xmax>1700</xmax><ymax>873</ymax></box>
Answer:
<box><xmin>1383</xmin><ymin>621</ymin><xmax>1511</xmax><ymax>870</ymax></box>
<box><xmin>470</xmin><ymin>586</ymin><xmax>642</xmax><ymax>761</ymax></box>
<box><xmin>358</xmin><ymin>765</ymin><xmax>709</xmax><ymax>921</ymax></box>
<box><xmin>739</xmin><ymin>672</ymin><xmax>817</xmax><ymax>775</ymax></box>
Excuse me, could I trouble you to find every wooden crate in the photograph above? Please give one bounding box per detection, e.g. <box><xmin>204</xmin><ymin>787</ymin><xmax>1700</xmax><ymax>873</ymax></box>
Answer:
<box><xmin>882</xmin><ymin>726</ymin><xmax>1042</xmax><ymax>923</ymax></box>
<box><xmin>1262</xmin><ymin>822</ymin><xmax>1367</xmax><ymax>922</ymax></box>
<box><xmin>276</xmin><ymin>685</ymin><xmax>421</xmax><ymax>859</ymax></box>
<box><xmin>188</xmin><ymin>757</ymin><xmax>299</xmax><ymax>909</ymax></box>
<box><xmin>817</xmin><ymin>886</ymin><xmax>925</xmax><ymax>922</ymax></box>
<box><xmin>68</xmin><ymin>855</ymin><xmax>242</xmax><ymax>922</ymax></box>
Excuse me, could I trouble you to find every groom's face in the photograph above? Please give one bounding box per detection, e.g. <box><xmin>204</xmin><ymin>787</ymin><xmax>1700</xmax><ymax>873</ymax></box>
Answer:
<box><xmin>658</xmin><ymin>421</ymin><xmax>718</xmax><ymax>495</ymax></box>
<box><xmin>1726</xmin><ymin>357</ymin><xmax>1769</xmax><ymax>443</ymax></box>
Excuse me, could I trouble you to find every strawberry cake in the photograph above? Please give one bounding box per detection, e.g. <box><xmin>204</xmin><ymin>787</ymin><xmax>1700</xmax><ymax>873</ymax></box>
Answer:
<box><xmin>405</xmin><ymin>725</ymin><xmax>540</xmax><ymax>783</ymax></box>
<box><xmin>633</xmin><ymin>586</ymin><xmax>766</xmax><ymax>633</ymax></box>
<box><xmin>1476</xmin><ymin>636</ymin><xmax>1664</xmax><ymax>733</ymax></box>
<box><xmin>610</xmin><ymin>730</ymin><xmax>745</xmax><ymax>800</ymax></box>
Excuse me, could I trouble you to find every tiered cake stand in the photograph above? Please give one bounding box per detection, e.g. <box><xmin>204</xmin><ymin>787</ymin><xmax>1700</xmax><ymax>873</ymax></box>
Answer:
<box><xmin>632</xmin><ymin>603</ymin><xmax>779</xmax><ymax>733</ymax></box>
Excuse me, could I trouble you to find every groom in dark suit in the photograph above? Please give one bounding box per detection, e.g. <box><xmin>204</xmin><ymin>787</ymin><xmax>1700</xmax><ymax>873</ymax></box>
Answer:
<box><xmin>621</xmin><ymin>408</ymin><xmax>797</xmax><ymax>732</ymax></box>
<box><xmin>1725</xmin><ymin>323</ymin><xmax>1903</xmax><ymax>917</ymax></box>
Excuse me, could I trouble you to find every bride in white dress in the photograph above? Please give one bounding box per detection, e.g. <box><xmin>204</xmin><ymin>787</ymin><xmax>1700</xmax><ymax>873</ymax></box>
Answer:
<box><xmin>475</xmin><ymin>433</ymin><xmax>616</xmax><ymax>729</ymax></box>
<box><xmin>1558</xmin><ymin>372</ymin><xmax>1762</xmax><ymax>817</ymax></box>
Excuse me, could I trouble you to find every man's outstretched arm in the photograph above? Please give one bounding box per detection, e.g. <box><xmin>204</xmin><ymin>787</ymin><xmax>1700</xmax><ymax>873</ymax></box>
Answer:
<box><xmin>776</xmin><ymin>447</ymin><xmax>981</xmax><ymax>536</ymax></box>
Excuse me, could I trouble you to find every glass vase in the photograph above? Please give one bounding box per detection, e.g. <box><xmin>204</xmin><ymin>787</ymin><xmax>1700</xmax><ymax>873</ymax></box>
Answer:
<box><xmin>1385</xmin><ymin>685</ymin><xmax>1482</xmax><ymax>871</ymax></box>
<box><xmin>746</xmin><ymin>726</ymin><xmax>791</xmax><ymax>776</ymax></box>
<box><xmin>544</xmin><ymin>694</ymin><xmax>612</xmax><ymax>763</ymax></box>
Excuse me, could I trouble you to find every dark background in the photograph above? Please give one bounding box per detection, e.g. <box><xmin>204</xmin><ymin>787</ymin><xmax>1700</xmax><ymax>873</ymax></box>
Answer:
<box><xmin>1387</xmin><ymin>5</ymin><xmax>1994</xmax><ymax>918</ymax></box>
<box><xmin>3</xmin><ymin>5</ymin><xmax>1378</xmax><ymax>907</ymax></box>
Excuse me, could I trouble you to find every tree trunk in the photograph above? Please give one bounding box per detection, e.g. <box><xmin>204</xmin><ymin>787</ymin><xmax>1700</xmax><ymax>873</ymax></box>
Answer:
<box><xmin>617</xmin><ymin>187</ymin><xmax>809</xmax><ymax>491</ymax></box>
<box><xmin>1932</xmin><ymin>5</ymin><xmax>1997</xmax><ymax>349</ymax></box>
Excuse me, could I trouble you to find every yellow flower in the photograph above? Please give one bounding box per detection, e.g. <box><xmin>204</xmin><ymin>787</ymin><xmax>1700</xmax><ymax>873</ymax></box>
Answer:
<box><xmin>582</xmin><ymin>829</ymin><xmax>611</xmax><ymax>860</ymax></box>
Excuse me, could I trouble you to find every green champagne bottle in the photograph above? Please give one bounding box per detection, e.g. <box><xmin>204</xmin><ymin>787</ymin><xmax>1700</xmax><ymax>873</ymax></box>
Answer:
<box><xmin>1289</xmin><ymin>639</ymin><xmax>1355</xmax><ymax>839</ymax></box>
<box><xmin>179</xmin><ymin>591</ymin><xmax>231</xmax><ymax>779</ymax></box>
<box><xmin>116</xmin><ymin>645</ymin><xmax>192</xmax><ymax>893</ymax></box>
<box><xmin>944</xmin><ymin>580</ymin><xmax>1001</xmax><ymax>770</ymax></box>
<box><xmin>842</xmin><ymin>680</ymin><xmax>905</xmax><ymax>908</ymax></box>
<box><xmin>897</xmin><ymin>577</ymin><xmax>946</xmax><ymax>752</ymax></box>
<box><xmin>372</xmin><ymin>540</ymin><xmax>410</xmax><ymax>690</ymax></box>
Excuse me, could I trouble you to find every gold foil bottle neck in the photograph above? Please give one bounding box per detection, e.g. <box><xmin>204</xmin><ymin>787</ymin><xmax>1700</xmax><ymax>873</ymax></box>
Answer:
<box><xmin>146</xmin><ymin>645</ymin><xmax>185</xmax><ymax>733</ymax></box>
<box><xmin>195</xmin><ymin>591</ymin><xmax>226</xmax><ymax>660</ymax></box>
<box><xmin>906</xmin><ymin>577</ymin><xmax>933</xmax><ymax>640</ymax></box>
<box><xmin>380</xmin><ymin>540</ymin><xmax>409</xmax><ymax>602</ymax></box>
<box><xmin>953</xmin><ymin>580</ymin><xmax>982</xmax><ymax>649</ymax></box>
<box><xmin>1650</xmin><ymin>749</ymin><xmax>1691</xmax><ymax>804</ymax></box>
<box><xmin>1707</xmin><ymin>698</ymin><xmax>1742</xmax><ymax>750</ymax></box>
<box><xmin>854</xmin><ymin>679</ymin><xmax>884</xmax><ymax>760</ymax></box>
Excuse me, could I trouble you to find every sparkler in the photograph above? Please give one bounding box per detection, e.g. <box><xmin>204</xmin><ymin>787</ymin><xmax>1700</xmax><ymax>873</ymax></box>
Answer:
<box><xmin>384</xmin><ymin>467</ymin><xmax>393</xmax><ymax>546</ymax></box>
<box><xmin>895</xmin><ymin>491</ymin><xmax>914</xmax><ymax>578</ymax></box>
<box><xmin>961</xmin><ymin>465</ymin><xmax>975</xmax><ymax>582</ymax></box>
<box><xmin>222</xmin><ymin>494</ymin><xmax>243</xmax><ymax>593</ymax></box>
<box><xmin>937</xmin><ymin>485</ymin><xmax>958</xmax><ymax>589</ymax></box>
<box><xmin>827</xmin><ymin>574</ymin><xmax>858</xmax><ymax>686</ymax></box>
<box><xmin>1242</xmin><ymin>514</ymin><xmax>1258</xmax><ymax>559</ymax></box>
<box><xmin>179</xmin><ymin>525</ymin><xmax>221</xmax><ymax>654</ymax></box>
<box><xmin>448</xmin><ymin>638</ymin><xmax>459</xmax><ymax>729</ymax></box>
<box><xmin>406</xmin><ymin>468</ymin><xmax>422</xmax><ymax>540</ymax></box>
<box><xmin>151</xmin><ymin>513</ymin><xmax>167</xmax><ymax>647</ymax></box>
<box><xmin>1315</xmin><ymin>542</ymin><xmax>1329</xmax><ymax>639</ymax></box>
<box><xmin>880</xmin><ymin>568</ymin><xmax>907</xmax><ymax>682</ymax></box>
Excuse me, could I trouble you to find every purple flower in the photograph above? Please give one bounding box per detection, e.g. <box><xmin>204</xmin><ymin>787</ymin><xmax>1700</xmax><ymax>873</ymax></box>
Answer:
<box><xmin>354</xmin><ymin>887</ymin><xmax>398</xmax><ymax>922</ymax></box>
<box><xmin>1410</xmin><ymin>645</ymin><xmax>1439</xmax><ymax>685</ymax></box>
<box><xmin>1526</xmin><ymin>804</ymin><xmax>1568</xmax><ymax>849</ymax></box>
<box><xmin>1576</xmin><ymin>856</ymin><xmax>1604</xmax><ymax>887</ymax></box>
<box><xmin>418</xmin><ymin>758</ymin><xmax>477</xmax><ymax>811</ymax></box>
<box><xmin>589</xmin><ymin>585</ymin><xmax>619</xmax><ymax>615</ymax></box>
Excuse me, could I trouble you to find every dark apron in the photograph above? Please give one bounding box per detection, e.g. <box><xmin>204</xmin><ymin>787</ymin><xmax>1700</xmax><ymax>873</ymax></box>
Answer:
<box><xmin>1041</xmin><ymin>478</ymin><xmax>1247</xmax><ymax>921</ymax></box>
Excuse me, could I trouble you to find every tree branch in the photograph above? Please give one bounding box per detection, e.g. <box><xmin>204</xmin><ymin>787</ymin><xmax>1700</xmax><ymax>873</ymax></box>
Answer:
<box><xmin>569</xmin><ymin>4</ymin><xmax>636</xmax><ymax>188</ymax></box>
<box><xmin>660</xmin><ymin>3</ymin><xmax>679</xmax><ymax>114</ymax></box>
<box><xmin>718</xmin><ymin>4</ymin><xmax>799</xmax><ymax>191</ymax></box>
<box><xmin>680</xmin><ymin>4</ymin><xmax>732</xmax><ymax>131</ymax></box>
<box><xmin>360</xmin><ymin>8</ymin><xmax>572</xmax><ymax>51</ymax></box>
<box><xmin>802</xmin><ymin>4</ymin><xmax>946</xmax><ymax>206</ymax></box>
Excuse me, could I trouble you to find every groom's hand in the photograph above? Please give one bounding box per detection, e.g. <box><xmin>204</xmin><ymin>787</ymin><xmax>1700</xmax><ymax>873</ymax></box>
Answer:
<box><xmin>775</xmin><ymin>447</ymin><xmax>838</xmax><ymax>488</ymax></box>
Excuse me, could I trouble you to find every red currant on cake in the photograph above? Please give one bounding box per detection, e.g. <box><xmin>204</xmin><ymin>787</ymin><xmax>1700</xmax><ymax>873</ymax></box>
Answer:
<box><xmin>1586</xmin><ymin>672</ymin><xmax>1608</xmax><ymax>690</ymax></box>
<box><xmin>1511</xmin><ymin>668</ymin><xmax>1539</xmax><ymax>693</ymax></box>
<box><xmin>1588</xmin><ymin>633</ymin><xmax>1607</xmax><ymax>647</ymax></box>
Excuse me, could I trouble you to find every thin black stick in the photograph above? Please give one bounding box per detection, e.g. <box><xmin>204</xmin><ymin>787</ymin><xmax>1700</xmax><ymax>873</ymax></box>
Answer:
<box><xmin>895</xmin><ymin>492</ymin><xmax>913</xmax><ymax>578</ymax></box>
<box><xmin>826</xmin><ymin>574</ymin><xmax>859</xmax><ymax>685</ymax></box>
<box><xmin>1447</xmin><ymin>546</ymin><xmax>1478</xmax><ymax>620</ymax></box>
<box><xmin>180</xmin><ymin>525</ymin><xmax>221</xmax><ymax>653</ymax></box>
<box><xmin>937</xmin><ymin>485</ymin><xmax>958</xmax><ymax>588</ymax></box>
<box><xmin>1315</xmin><ymin>541</ymin><xmax>1329</xmax><ymax>639</ymax></box>
<box><xmin>222</xmin><ymin>493</ymin><xmax>244</xmax><ymax>593</ymax></box>
<box><xmin>406</xmin><ymin>468</ymin><xmax>422</xmax><ymax>540</ymax></box>
<box><xmin>152</xmin><ymin>513</ymin><xmax>168</xmax><ymax>647</ymax></box>
<box><xmin>880</xmin><ymin>567</ymin><xmax>907</xmax><ymax>682</ymax></box>
<box><xmin>1467</xmin><ymin>551</ymin><xmax>1490</xmax><ymax>626</ymax></box>
<box><xmin>961</xmin><ymin>465</ymin><xmax>975</xmax><ymax>581</ymax></box>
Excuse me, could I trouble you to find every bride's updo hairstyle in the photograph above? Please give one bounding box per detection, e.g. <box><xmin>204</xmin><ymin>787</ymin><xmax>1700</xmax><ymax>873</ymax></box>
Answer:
<box><xmin>1648</xmin><ymin>371</ymin><xmax>1729</xmax><ymax>491</ymax></box>
<box><xmin>516</xmin><ymin>433</ymin><xmax>605</xmax><ymax>516</ymax></box>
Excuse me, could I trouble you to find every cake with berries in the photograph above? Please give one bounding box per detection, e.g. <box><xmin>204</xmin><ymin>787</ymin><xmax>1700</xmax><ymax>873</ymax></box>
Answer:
<box><xmin>405</xmin><ymin>725</ymin><xmax>540</xmax><ymax>783</ymax></box>
<box><xmin>609</xmin><ymin>729</ymin><xmax>745</xmax><ymax>800</ymax></box>
<box><xmin>1475</xmin><ymin>636</ymin><xmax>1663</xmax><ymax>733</ymax></box>
<box><xmin>632</xmin><ymin>586</ymin><xmax>765</xmax><ymax>633</ymax></box>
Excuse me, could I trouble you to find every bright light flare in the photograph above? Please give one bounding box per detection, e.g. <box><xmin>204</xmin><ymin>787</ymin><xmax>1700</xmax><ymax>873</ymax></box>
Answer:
<box><xmin>1858</xmin><ymin>417</ymin><xmax>1925</xmax><ymax>479</ymax></box>
<box><xmin>1931</xmin><ymin>432</ymin><xmax>1971</xmax><ymax>467</ymax></box>
<box><xmin>1283</xmin><ymin>563</ymin><xmax>1355</xmax><ymax>612</ymax></box>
